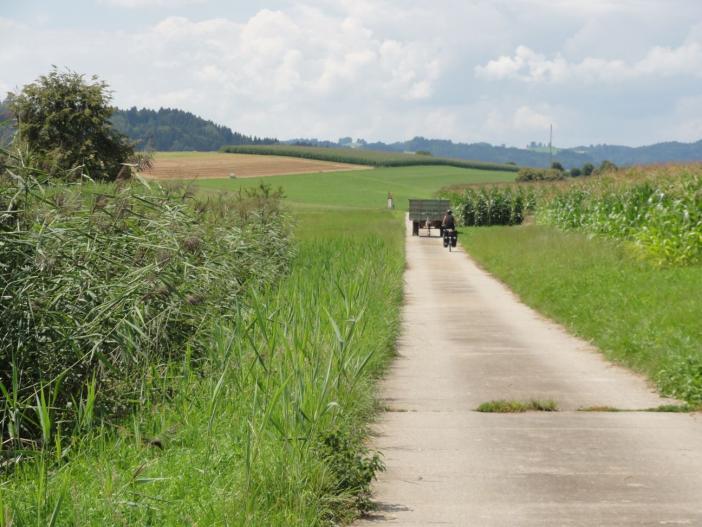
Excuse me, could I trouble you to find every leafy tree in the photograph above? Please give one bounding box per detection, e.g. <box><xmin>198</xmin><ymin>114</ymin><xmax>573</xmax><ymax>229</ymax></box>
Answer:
<box><xmin>516</xmin><ymin>167</ymin><xmax>565</xmax><ymax>182</ymax></box>
<box><xmin>551</xmin><ymin>161</ymin><xmax>564</xmax><ymax>171</ymax></box>
<box><xmin>582</xmin><ymin>163</ymin><xmax>595</xmax><ymax>176</ymax></box>
<box><xmin>596</xmin><ymin>159</ymin><xmax>619</xmax><ymax>174</ymax></box>
<box><xmin>7</xmin><ymin>68</ymin><xmax>133</xmax><ymax>181</ymax></box>
<box><xmin>570</xmin><ymin>167</ymin><xmax>582</xmax><ymax>177</ymax></box>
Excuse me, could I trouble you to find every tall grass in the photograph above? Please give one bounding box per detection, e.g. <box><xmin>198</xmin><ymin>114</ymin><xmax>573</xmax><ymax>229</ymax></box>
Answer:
<box><xmin>1</xmin><ymin>151</ymin><xmax>292</xmax><ymax>449</ymax></box>
<box><xmin>1</xmin><ymin>209</ymin><xmax>405</xmax><ymax>525</ymax></box>
<box><xmin>219</xmin><ymin>144</ymin><xmax>519</xmax><ymax>172</ymax></box>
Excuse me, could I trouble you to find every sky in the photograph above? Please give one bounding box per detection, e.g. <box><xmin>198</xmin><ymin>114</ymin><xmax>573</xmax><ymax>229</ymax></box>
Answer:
<box><xmin>1</xmin><ymin>0</ymin><xmax>702</xmax><ymax>147</ymax></box>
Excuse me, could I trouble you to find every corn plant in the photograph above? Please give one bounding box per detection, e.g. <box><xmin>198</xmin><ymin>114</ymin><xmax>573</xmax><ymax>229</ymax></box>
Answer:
<box><xmin>536</xmin><ymin>165</ymin><xmax>702</xmax><ymax>265</ymax></box>
<box><xmin>441</xmin><ymin>185</ymin><xmax>530</xmax><ymax>226</ymax></box>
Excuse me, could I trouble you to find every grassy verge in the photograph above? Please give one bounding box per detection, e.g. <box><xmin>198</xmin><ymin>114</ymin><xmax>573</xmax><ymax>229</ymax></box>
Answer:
<box><xmin>476</xmin><ymin>400</ymin><xmax>558</xmax><ymax>413</ymax></box>
<box><xmin>459</xmin><ymin>226</ymin><xmax>702</xmax><ymax>404</ymax></box>
<box><xmin>1</xmin><ymin>209</ymin><xmax>404</xmax><ymax>526</ymax></box>
<box><xmin>219</xmin><ymin>145</ymin><xmax>519</xmax><ymax>172</ymax></box>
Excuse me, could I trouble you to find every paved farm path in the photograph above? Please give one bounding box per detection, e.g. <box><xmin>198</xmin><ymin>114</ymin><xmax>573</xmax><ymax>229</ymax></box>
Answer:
<box><xmin>355</xmin><ymin>218</ymin><xmax>702</xmax><ymax>526</ymax></box>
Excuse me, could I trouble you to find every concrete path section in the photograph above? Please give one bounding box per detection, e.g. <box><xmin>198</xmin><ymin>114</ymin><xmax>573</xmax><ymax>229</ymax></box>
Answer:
<box><xmin>356</xmin><ymin>219</ymin><xmax>702</xmax><ymax>526</ymax></box>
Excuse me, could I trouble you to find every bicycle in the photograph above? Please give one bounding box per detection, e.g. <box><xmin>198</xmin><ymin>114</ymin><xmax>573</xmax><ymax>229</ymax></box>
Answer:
<box><xmin>442</xmin><ymin>228</ymin><xmax>457</xmax><ymax>252</ymax></box>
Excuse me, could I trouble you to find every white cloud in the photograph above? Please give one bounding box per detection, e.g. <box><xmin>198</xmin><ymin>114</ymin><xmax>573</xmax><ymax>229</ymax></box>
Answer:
<box><xmin>477</xmin><ymin>103</ymin><xmax>559</xmax><ymax>144</ymax></box>
<box><xmin>3</xmin><ymin>1</ymin><xmax>702</xmax><ymax>146</ymax></box>
<box><xmin>476</xmin><ymin>41</ymin><xmax>702</xmax><ymax>83</ymax></box>
<box><xmin>513</xmin><ymin>106</ymin><xmax>552</xmax><ymax>131</ymax></box>
<box><xmin>100</xmin><ymin>0</ymin><xmax>206</xmax><ymax>7</ymax></box>
<box><xmin>667</xmin><ymin>95</ymin><xmax>702</xmax><ymax>142</ymax></box>
<box><xmin>636</xmin><ymin>43</ymin><xmax>702</xmax><ymax>76</ymax></box>
<box><xmin>0</xmin><ymin>7</ymin><xmax>450</xmax><ymax>140</ymax></box>
<box><xmin>510</xmin><ymin>0</ymin><xmax>642</xmax><ymax>16</ymax></box>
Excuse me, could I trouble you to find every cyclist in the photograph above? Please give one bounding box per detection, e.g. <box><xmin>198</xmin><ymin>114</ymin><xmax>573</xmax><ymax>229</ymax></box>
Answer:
<box><xmin>442</xmin><ymin>210</ymin><xmax>458</xmax><ymax>249</ymax></box>
<box><xmin>442</xmin><ymin>209</ymin><xmax>455</xmax><ymax>230</ymax></box>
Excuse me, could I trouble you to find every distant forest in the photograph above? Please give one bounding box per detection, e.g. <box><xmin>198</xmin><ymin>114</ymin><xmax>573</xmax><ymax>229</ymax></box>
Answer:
<box><xmin>110</xmin><ymin>107</ymin><xmax>278</xmax><ymax>151</ymax></box>
<box><xmin>1</xmin><ymin>98</ymin><xmax>700</xmax><ymax>165</ymax></box>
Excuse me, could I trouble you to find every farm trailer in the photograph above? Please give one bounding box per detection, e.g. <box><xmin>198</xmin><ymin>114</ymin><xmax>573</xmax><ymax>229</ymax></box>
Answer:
<box><xmin>409</xmin><ymin>199</ymin><xmax>451</xmax><ymax>236</ymax></box>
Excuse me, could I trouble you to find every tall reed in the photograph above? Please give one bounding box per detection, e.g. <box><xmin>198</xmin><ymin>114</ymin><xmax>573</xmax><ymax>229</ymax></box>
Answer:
<box><xmin>1</xmin><ymin>149</ymin><xmax>292</xmax><ymax>448</ymax></box>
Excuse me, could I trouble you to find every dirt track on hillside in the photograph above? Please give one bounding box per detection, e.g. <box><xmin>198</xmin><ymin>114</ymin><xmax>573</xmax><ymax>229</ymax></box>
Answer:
<box><xmin>355</xmin><ymin>217</ymin><xmax>702</xmax><ymax>526</ymax></box>
<box><xmin>143</xmin><ymin>153</ymin><xmax>369</xmax><ymax>180</ymax></box>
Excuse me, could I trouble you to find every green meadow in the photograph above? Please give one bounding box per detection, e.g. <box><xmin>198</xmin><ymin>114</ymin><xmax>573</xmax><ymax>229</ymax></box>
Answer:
<box><xmin>196</xmin><ymin>165</ymin><xmax>516</xmax><ymax>210</ymax></box>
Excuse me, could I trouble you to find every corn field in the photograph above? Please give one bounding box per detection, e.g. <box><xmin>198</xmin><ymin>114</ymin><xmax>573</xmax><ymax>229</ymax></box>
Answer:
<box><xmin>441</xmin><ymin>164</ymin><xmax>702</xmax><ymax>266</ymax></box>
<box><xmin>440</xmin><ymin>185</ymin><xmax>536</xmax><ymax>226</ymax></box>
<box><xmin>220</xmin><ymin>145</ymin><xmax>519</xmax><ymax>172</ymax></box>
<box><xmin>536</xmin><ymin>165</ymin><xmax>702</xmax><ymax>266</ymax></box>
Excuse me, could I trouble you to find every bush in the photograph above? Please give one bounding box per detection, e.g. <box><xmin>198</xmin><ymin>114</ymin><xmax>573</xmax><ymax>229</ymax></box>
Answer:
<box><xmin>596</xmin><ymin>159</ymin><xmax>619</xmax><ymax>174</ymax></box>
<box><xmin>515</xmin><ymin>167</ymin><xmax>565</xmax><ymax>182</ymax></box>
<box><xmin>315</xmin><ymin>427</ymin><xmax>385</xmax><ymax>522</ymax></box>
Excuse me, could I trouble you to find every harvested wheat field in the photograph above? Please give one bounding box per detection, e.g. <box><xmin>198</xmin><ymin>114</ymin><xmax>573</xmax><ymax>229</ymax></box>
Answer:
<box><xmin>143</xmin><ymin>151</ymin><xmax>370</xmax><ymax>180</ymax></box>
